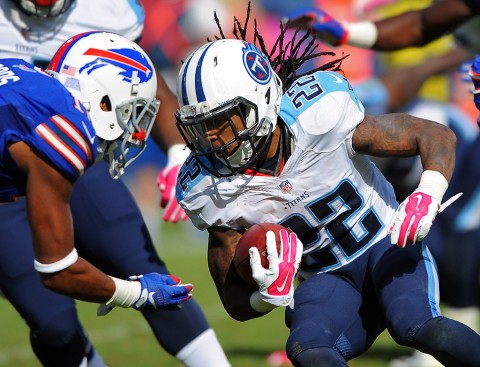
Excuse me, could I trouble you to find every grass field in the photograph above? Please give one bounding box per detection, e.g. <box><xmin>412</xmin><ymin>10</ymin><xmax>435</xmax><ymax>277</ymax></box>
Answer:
<box><xmin>0</xmin><ymin>221</ymin><xmax>413</xmax><ymax>367</ymax></box>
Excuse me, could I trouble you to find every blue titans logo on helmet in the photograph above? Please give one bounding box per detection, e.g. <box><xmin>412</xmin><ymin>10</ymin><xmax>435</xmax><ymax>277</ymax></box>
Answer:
<box><xmin>242</xmin><ymin>44</ymin><xmax>272</xmax><ymax>85</ymax></box>
<box><xmin>79</xmin><ymin>47</ymin><xmax>153</xmax><ymax>83</ymax></box>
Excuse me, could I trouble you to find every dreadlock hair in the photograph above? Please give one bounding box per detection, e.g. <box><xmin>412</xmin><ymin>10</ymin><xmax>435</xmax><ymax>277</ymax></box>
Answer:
<box><xmin>208</xmin><ymin>1</ymin><xmax>348</xmax><ymax>91</ymax></box>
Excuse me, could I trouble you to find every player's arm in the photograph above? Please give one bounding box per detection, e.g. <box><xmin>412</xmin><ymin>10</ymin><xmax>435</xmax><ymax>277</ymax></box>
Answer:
<box><xmin>208</xmin><ymin>225</ymin><xmax>302</xmax><ymax>321</ymax></box>
<box><xmin>352</xmin><ymin>113</ymin><xmax>456</xmax><ymax>179</ymax></box>
<box><xmin>374</xmin><ymin>0</ymin><xmax>476</xmax><ymax>49</ymax></box>
<box><xmin>283</xmin><ymin>0</ymin><xmax>476</xmax><ymax>50</ymax></box>
<box><xmin>150</xmin><ymin>67</ymin><xmax>190</xmax><ymax>223</ymax></box>
<box><xmin>10</xmin><ymin>141</ymin><xmax>115</xmax><ymax>302</ymax></box>
<box><xmin>379</xmin><ymin>46</ymin><xmax>473</xmax><ymax>111</ymax></box>
<box><xmin>149</xmin><ymin>67</ymin><xmax>184</xmax><ymax>151</ymax></box>
<box><xmin>353</xmin><ymin>114</ymin><xmax>457</xmax><ymax>247</ymax></box>
<box><xmin>207</xmin><ymin>226</ymin><xmax>266</xmax><ymax>321</ymax></box>
<box><xmin>9</xmin><ymin>141</ymin><xmax>192</xmax><ymax>309</ymax></box>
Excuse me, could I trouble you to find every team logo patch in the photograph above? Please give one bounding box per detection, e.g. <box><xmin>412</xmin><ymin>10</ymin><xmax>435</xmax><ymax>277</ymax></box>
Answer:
<box><xmin>79</xmin><ymin>47</ymin><xmax>153</xmax><ymax>83</ymax></box>
<box><xmin>279</xmin><ymin>180</ymin><xmax>293</xmax><ymax>193</ymax></box>
<box><xmin>242</xmin><ymin>44</ymin><xmax>271</xmax><ymax>85</ymax></box>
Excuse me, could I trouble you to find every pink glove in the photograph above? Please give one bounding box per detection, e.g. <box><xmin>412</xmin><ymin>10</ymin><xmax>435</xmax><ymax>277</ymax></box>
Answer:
<box><xmin>157</xmin><ymin>165</ymin><xmax>186</xmax><ymax>223</ymax></box>
<box><xmin>157</xmin><ymin>144</ymin><xmax>190</xmax><ymax>223</ymax></box>
<box><xmin>389</xmin><ymin>170</ymin><xmax>448</xmax><ymax>248</ymax></box>
<box><xmin>249</xmin><ymin>229</ymin><xmax>303</xmax><ymax>307</ymax></box>
<box><xmin>389</xmin><ymin>189</ymin><xmax>440</xmax><ymax>248</ymax></box>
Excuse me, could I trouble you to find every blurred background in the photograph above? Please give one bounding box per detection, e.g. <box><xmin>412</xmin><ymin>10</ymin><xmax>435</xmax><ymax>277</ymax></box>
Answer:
<box><xmin>1</xmin><ymin>0</ymin><xmax>477</xmax><ymax>366</ymax></box>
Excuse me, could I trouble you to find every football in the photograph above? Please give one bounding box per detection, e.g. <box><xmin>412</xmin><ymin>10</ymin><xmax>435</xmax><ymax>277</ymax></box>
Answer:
<box><xmin>234</xmin><ymin>223</ymin><xmax>292</xmax><ymax>288</ymax></box>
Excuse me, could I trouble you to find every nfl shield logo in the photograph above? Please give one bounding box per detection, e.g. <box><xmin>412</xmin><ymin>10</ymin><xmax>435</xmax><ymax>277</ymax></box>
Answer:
<box><xmin>279</xmin><ymin>180</ymin><xmax>293</xmax><ymax>193</ymax></box>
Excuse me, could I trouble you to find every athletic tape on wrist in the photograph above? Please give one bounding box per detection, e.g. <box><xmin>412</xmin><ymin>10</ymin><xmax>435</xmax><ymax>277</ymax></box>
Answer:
<box><xmin>343</xmin><ymin>21</ymin><xmax>378</xmax><ymax>48</ymax></box>
<box><xmin>418</xmin><ymin>170</ymin><xmax>449</xmax><ymax>204</ymax></box>
<box><xmin>34</xmin><ymin>248</ymin><xmax>78</xmax><ymax>273</ymax></box>
<box><xmin>106</xmin><ymin>277</ymin><xmax>142</xmax><ymax>308</ymax></box>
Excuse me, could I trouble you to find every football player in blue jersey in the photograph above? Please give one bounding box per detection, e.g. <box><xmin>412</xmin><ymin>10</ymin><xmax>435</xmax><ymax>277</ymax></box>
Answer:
<box><xmin>170</xmin><ymin>10</ymin><xmax>480</xmax><ymax>367</ymax></box>
<box><xmin>282</xmin><ymin>0</ymin><xmax>480</xmax><ymax>51</ymax></box>
<box><xmin>0</xmin><ymin>1</ymin><xmax>230</xmax><ymax>367</ymax></box>
<box><xmin>0</xmin><ymin>29</ymin><xmax>196</xmax><ymax>362</ymax></box>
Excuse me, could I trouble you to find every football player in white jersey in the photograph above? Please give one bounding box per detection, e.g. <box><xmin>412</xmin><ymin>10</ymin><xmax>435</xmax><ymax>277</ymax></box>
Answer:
<box><xmin>283</xmin><ymin>3</ymin><xmax>480</xmax><ymax>366</ymax></box>
<box><xmin>0</xmin><ymin>1</ymin><xmax>230</xmax><ymax>367</ymax></box>
<box><xmin>171</xmin><ymin>13</ymin><xmax>480</xmax><ymax>366</ymax></box>
<box><xmin>0</xmin><ymin>0</ymin><xmax>143</xmax><ymax>64</ymax></box>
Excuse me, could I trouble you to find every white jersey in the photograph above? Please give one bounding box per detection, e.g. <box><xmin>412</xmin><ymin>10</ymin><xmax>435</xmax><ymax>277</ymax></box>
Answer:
<box><xmin>0</xmin><ymin>0</ymin><xmax>144</xmax><ymax>64</ymax></box>
<box><xmin>176</xmin><ymin>71</ymin><xmax>399</xmax><ymax>276</ymax></box>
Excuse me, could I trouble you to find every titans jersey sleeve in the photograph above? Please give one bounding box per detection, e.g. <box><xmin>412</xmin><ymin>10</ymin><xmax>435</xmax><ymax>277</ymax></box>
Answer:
<box><xmin>279</xmin><ymin>71</ymin><xmax>364</xmax><ymax>152</ymax></box>
<box><xmin>177</xmin><ymin>71</ymin><xmax>399</xmax><ymax>274</ymax></box>
<box><xmin>0</xmin><ymin>59</ymin><xmax>97</xmax><ymax>201</ymax></box>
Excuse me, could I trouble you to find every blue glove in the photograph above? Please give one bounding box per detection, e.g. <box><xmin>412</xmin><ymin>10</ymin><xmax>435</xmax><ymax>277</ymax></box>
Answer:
<box><xmin>468</xmin><ymin>56</ymin><xmax>480</xmax><ymax>126</ymax></box>
<box><xmin>130</xmin><ymin>273</ymin><xmax>193</xmax><ymax>310</ymax></box>
<box><xmin>282</xmin><ymin>8</ymin><xmax>348</xmax><ymax>46</ymax></box>
<box><xmin>460</xmin><ymin>59</ymin><xmax>473</xmax><ymax>82</ymax></box>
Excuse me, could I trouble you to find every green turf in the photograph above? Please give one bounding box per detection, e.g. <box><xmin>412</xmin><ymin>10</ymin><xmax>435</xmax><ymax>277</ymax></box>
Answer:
<box><xmin>0</xmin><ymin>221</ymin><xmax>413</xmax><ymax>367</ymax></box>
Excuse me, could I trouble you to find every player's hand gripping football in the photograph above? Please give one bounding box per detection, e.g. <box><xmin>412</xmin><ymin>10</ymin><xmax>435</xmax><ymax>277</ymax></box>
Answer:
<box><xmin>282</xmin><ymin>8</ymin><xmax>348</xmax><ymax>46</ymax></box>
<box><xmin>250</xmin><ymin>229</ymin><xmax>303</xmax><ymax>307</ymax></box>
<box><xmin>157</xmin><ymin>144</ymin><xmax>190</xmax><ymax>223</ymax></box>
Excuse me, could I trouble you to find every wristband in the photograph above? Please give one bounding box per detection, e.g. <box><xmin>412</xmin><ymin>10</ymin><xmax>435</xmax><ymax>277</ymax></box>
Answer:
<box><xmin>167</xmin><ymin>144</ymin><xmax>190</xmax><ymax>167</ymax></box>
<box><xmin>106</xmin><ymin>276</ymin><xmax>141</xmax><ymax>308</ymax></box>
<box><xmin>249</xmin><ymin>291</ymin><xmax>277</xmax><ymax>313</ymax></box>
<box><xmin>418</xmin><ymin>170</ymin><xmax>449</xmax><ymax>204</ymax></box>
<box><xmin>343</xmin><ymin>21</ymin><xmax>378</xmax><ymax>48</ymax></box>
<box><xmin>34</xmin><ymin>248</ymin><xmax>78</xmax><ymax>273</ymax></box>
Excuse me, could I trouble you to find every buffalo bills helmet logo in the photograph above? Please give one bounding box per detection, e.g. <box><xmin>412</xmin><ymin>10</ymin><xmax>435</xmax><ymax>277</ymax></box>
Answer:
<box><xmin>79</xmin><ymin>47</ymin><xmax>153</xmax><ymax>83</ymax></box>
<box><xmin>242</xmin><ymin>44</ymin><xmax>272</xmax><ymax>85</ymax></box>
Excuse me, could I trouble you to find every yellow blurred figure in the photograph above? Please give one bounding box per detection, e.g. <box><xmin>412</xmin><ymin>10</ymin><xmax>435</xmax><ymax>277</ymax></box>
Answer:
<box><xmin>370</xmin><ymin>0</ymin><xmax>455</xmax><ymax>103</ymax></box>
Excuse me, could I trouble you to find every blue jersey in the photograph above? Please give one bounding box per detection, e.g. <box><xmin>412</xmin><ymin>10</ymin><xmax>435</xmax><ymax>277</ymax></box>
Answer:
<box><xmin>0</xmin><ymin>58</ymin><xmax>97</xmax><ymax>202</ymax></box>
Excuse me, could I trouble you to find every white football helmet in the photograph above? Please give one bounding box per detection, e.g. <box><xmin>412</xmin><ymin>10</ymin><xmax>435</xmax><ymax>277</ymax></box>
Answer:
<box><xmin>176</xmin><ymin>39</ymin><xmax>283</xmax><ymax>177</ymax></box>
<box><xmin>47</xmin><ymin>31</ymin><xmax>159</xmax><ymax>178</ymax></box>
<box><xmin>12</xmin><ymin>0</ymin><xmax>74</xmax><ymax>17</ymax></box>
